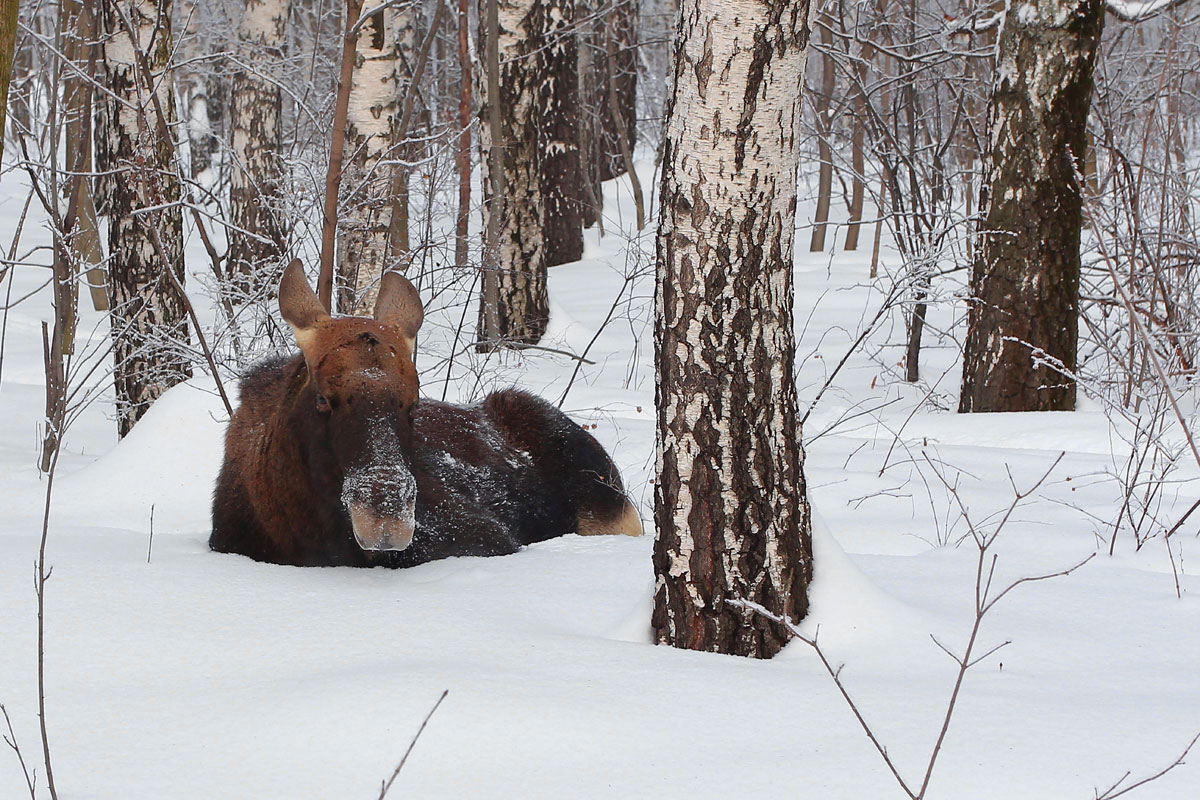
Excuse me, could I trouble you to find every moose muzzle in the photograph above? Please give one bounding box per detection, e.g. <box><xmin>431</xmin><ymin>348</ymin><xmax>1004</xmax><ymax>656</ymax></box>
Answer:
<box><xmin>347</xmin><ymin>504</ymin><xmax>416</xmax><ymax>551</ymax></box>
<box><xmin>341</xmin><ymin>460</ymin><xmax>418</xmax><ymax>552</ymax></box>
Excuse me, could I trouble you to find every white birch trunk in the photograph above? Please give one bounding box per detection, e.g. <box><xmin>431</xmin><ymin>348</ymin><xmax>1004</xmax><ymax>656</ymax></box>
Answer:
<box><xmin>96</xmin><ymin>0</ymin><xmax>192</xmax><ymax>437</ymax></box>
<box><xmin>337</xmin><ymin>2</ymin><xmax>418</xmax><ymax>311</ymax></box>
<box><xmin>228</xmin><ymin>0</ymin><xmax>291</xmax><ymax>299</ymax></box>
<box><xmin>477</xmin><ymin>0</ymin><xmax>550</xmax><ymax>346</ymax></box>
<box><xmin>652</xmin><ymin>0</ymin><xmax>813</xmax><ymax>658</ymax></box>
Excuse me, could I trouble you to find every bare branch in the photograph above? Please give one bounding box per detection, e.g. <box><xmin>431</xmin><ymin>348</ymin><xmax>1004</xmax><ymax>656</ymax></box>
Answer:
<box><xmin>1095</xmin><ymin>731</ymin><xmax>1200</xmax><ymax>799</ymax></box>
<box><xmin>378</xmin><ymin>690</ymin><xmax>449</xmax><ymax>799</ymax></box>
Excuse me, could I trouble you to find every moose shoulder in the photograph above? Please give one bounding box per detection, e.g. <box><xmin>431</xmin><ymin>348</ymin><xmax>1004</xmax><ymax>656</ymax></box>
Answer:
<box><xmin>210</xmin><ymin>261</ymin><xmax>642</xmax><ymax>567</ymax></box>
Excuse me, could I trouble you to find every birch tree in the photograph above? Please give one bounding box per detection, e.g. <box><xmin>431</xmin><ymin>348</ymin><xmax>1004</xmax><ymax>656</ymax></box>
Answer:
<box><xmin>338</xmin><ymin>2</ymin><xmax>417</xmax><ymax>311</ymax></box>
<box><xmin>478</xmin><ymin>0</ymin><xmax>550</xmax><ymax>346</ymax></box>
<box><xmin>958</xmin><ymin>0</ymin><xmax>1106</xmax><ymax>412</ymax></box>
<box><xmin>96</xmin><ymin>0</ymin><xmax>192</xmax><ymax>437</ymax></box>
<box><xmin>228</xmin><ymin>0</ymin><xmax>291</xmax><ymax>298</ymax></box>
<box><xmin>652</xmin><ymin>0</ymin><xmax>813</xmax><ymax>658</ymax></box>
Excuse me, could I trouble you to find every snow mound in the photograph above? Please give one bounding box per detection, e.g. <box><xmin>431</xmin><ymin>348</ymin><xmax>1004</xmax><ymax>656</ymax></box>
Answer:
<box><xmin>58</xmin><ymin>380</ymin><xmax>228</xmax><ymax>533</ymax></box>
<box><xmin>783</xmin><ymin>507</ymin><xmax>944</xmax><ymax>658</ymax></box>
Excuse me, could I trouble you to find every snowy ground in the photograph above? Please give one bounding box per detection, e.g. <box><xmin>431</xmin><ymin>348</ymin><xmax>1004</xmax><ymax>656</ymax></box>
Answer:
<box><xmin>2</xmin><ymin>162</ymin><xmax>1199</xmax><ymax>799</ymax></box>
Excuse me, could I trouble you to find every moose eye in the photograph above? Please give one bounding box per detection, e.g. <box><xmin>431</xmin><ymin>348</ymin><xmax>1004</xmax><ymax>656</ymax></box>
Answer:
<box><xmin>316</xmin><ymin>393</ymin><xmax>330</xmax><ymax>413</ymax></box>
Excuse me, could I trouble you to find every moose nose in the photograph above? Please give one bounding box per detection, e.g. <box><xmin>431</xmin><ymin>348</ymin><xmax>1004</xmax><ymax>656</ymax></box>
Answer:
<box><xmin>348</xmin><ymin>505</ymin><xmax>415</xmax><ymax>551</ymax></box>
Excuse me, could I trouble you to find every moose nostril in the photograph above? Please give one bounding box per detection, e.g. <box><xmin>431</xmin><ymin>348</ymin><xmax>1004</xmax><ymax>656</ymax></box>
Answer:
<box><xmin>348</xmin><ymin>505</ymin><xmax>415</xmax><ymax>551</ymax></box>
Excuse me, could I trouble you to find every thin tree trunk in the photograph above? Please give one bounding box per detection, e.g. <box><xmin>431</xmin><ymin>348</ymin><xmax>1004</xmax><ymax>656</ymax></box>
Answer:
<box><xmin>383</xmin><ymin>1</ymin><xmax>420</xmax><ymax>284</ymax></box>
<box><xmin>0</xmin><ymin>0</ymin><xmax>19</xmax><ymax>164</ymax></box>
<box><xmin>604</xmin><ymin>19</ymin><xmax>643</xmax><ymax>231</ymax></box>
<box><xmin>870</xmin><ymin>167</ymin><xmax>885</xmax><ymax>277</ymax></box>
<box><xmin>845</xmin><ymin>28</ymin><xmax>868</xmax><ymax>252</ymax></box>
<box><xmin>228</xmin><ymin>0</ymin><xmax>291</xmax><ymax>302</ymax></box>
<box><xmin>455</xmin><ymin>0</ymin><xmax>472</xmax><ymax>267</ymax></box>
<box><xmin>959</xmin><ymin>0</ymin><xmax>1104</xmax><ymax>413</ymax></box>
<box><xmin>594</xmin><ymin>0</ymin><xmax>637</xmax><ymax>181</ymax></box>
<box><xmin>96</xmin><ymin>0</ymin><xmax>192</xmax><ymax>437</ymax></box>
<box><xmin>808</xmin><ymin>15</ymin><xmax>834</xmax><ymax>253</ymax></box>
<box><xmin>576</xmin><ymin>26</ymin><xmax>604</xmax><ymax>229</ymax></box>
<box><xmin>653</xmin><ymin>0</ymin><xmax>814</xmax><ymax>659</ymax></box>
<box><xmin>478</xmin><ymin>0</ymin><xmax>503</xmax><ymax>347</ymax></box>
<box><xmin>477</xmin><ymin>0</ymin><xmax>549</xmax><ymax>346</ymax></box>
<box><xmin>62</xmin><ymin>0</ymin><xmax>108</xmax><ymax>312</ymax></box>
<box><xmin>845</xmin><ymin>98</ymin><xmax>864</xmax><ymax>251</ymax></box>
<box><xmin>317</xmin><ymin>0</ymin><xmax>362</xmax><ymax>312</ymax></box>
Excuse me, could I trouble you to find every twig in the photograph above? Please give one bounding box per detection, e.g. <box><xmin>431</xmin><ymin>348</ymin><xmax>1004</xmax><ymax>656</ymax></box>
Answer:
<box><xmin>319</xmin><ymin>0</ymin><xmax>364</xmax><ymax>312</ymax></box>
<box><xmin>1</xmin><ymin>703</ymin><xmax>37</xmax><ymax>800</ymax></box>
<box><xmin>728</xmin><ymin>600</ymin><xmax>919</xmax><ymax>798</ymax></box>
<box><xmin>147</xmin><ymin>504</ymin><xmax>155</xmax><ymax>564</ymax></box>
<box><xmin>733</xmin><ymin>454</ymin><xmax>1091</xmax><ymax>799</ymax></box>
<box><xmin>377</xmin><ymin>690</ymin><xmax>448</xmax><ymax>799</ymax></box>
<box><xmin>1095</xmin><ymin>731</ymin><xmax>1200</xmax><ymax>799</ymax></box>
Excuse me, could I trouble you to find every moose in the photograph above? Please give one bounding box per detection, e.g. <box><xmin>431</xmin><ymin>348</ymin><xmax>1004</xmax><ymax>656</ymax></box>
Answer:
<box><xmin>210</xmin><ymin>261</ymin><xmax>642</xmax><ymax>567</ymax></box>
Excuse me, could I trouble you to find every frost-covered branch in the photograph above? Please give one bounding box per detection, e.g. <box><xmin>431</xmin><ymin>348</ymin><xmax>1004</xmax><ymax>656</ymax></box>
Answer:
<box><xmin>1105</xmin><ymin>0</ymin><xmax>1192</xmax><ymax>22</ymax></box>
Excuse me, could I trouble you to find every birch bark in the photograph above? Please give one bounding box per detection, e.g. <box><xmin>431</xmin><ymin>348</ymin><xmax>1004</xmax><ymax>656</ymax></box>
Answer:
<box><xmin>959</xmin><ymin>0</ymin><xmax>1105</xmax><ymax>412</ymax></box>
<box><xmin>478</xmin><ymin>0</ymin><xmax>549</xmax><ymax>346</ymax></box>
<box><xmin>337</xmin><ymin>2</ymin><xmax>417</xmax><ymax>311</ymax></box>
<box><xmin>96</xmin><ymin>0</ymin><xmax>192</xmax><ymax>437</ymax></box>
<box><xmin>653</xmin><ymin>0</ymin><xmax>813</xmax><ymax>658</ymax></box>
<box><xmin>228</xmin><ymin>0</ymin><xmax>291</xmax><ymax>299</ymax></box>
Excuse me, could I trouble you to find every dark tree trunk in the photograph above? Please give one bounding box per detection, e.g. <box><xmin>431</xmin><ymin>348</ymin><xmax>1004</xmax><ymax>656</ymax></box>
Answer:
<box><xmin>0</xmin><ymin>0</ymin><xmax>18</xmax><ymax>164</ymax></box>
<box><xmin>653</xmin><ymin>0</ymin><xmax>814</xmax><ymax>659</ymax></box>
<box><xmin>594</xmin><ymin>0</ymin><xmax>637</xmax><ymax>182</ymax></box>
<box><xmin>808</xmin><ymin>14</ymin><xmax>833</xmax><ymax>253</ymax></box>
<box><xmin>455</xmin><ymin>0</ymin><xmax>472</xmax><ymax>267</ymax></box>
<box><xmin>538</xmin><ymin>0</ymin><xmax>584</xmax><ymax>266</ymax></box>
<box><xmin>576</xmin><ymin>25</ymin><xmax>604</xmax><ymax>229</ymax></box>
<box><xmin>96</xmin><ymin>0</ymin><xmax>192</xmax><ymax>437</ymax></box>
<box><xmin>959</xmin><ymin>0</ymin><xmax>1104</xmax><ymax>413</ymax></box>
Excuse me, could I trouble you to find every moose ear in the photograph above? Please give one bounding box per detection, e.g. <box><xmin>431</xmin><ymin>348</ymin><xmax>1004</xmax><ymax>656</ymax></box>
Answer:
<box><xmin>374</xmin><ymin>271</ymin><xmax>424</xmax><ymax>348</ymax></box>
<box><xmin>278</xmin><ymin>259</ymin><xmax>329</xmax><ymax>351</ymax></box>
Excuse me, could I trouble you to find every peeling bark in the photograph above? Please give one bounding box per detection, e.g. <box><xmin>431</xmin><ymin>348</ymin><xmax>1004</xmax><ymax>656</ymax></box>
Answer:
<box><xmin>959</xmin><ymin>0</ymin><xmax>1105</xmax><ymax>413</ymax></box>
<box><xmin>653</xmin><ymin>0</ymin><xmax>814</xmax><ymax>658</ymax></box>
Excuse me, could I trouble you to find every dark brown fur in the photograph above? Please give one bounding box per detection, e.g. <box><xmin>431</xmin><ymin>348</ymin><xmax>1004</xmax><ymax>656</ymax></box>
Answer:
<box><xmin>209</xmin><ymin>263</ymin><xmax>639</xmax><ymax>567</ymax></box>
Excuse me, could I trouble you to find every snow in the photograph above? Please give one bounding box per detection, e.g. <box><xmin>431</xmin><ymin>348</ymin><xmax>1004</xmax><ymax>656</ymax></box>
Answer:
<box><xmin>2</xmin><ymin>158</ymin><xmax>1199</xmax><ymax>799</ymax></box>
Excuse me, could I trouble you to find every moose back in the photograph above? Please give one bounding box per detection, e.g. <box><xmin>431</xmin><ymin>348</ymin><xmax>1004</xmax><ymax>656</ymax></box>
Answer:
<box><xmin>210</xmin><ymin>261</ymin><xmax>642</xmax><ymax>567</ymax></box>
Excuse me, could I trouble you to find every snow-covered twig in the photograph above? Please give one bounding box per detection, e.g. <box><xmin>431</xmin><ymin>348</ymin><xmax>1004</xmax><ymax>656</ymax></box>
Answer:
<box><xmin>1105</xmin><ymin>0</ymin><xmax>1193</xmax><ymax>22</ymax></box>
<box><xmin>944</xmin><ymin>12</ymin><xmax>1002</xmax><ymax>35</ymax></box>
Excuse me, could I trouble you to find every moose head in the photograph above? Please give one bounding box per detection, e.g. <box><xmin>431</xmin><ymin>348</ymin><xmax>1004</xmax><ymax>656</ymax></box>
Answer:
<box><xmin>277</xmin><ymin>260</ymin><xmax>425</xmax><ymax>552</ymax></box>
